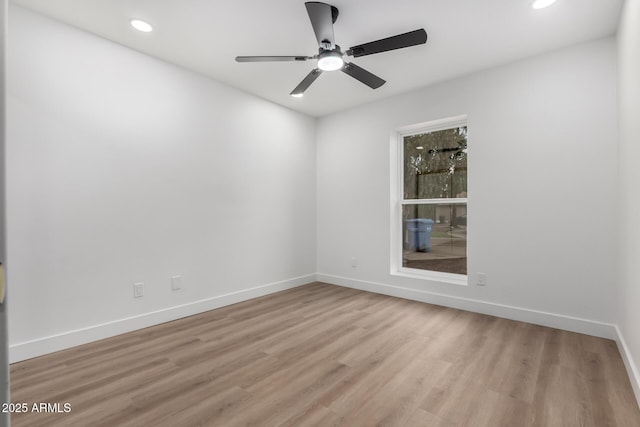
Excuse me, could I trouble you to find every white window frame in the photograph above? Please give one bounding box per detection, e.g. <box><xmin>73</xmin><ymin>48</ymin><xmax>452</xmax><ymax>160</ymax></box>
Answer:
<box><xmin>390</xmin><ymin>115</ymin><xmax>468</xmax><ymax>286</ymax></box>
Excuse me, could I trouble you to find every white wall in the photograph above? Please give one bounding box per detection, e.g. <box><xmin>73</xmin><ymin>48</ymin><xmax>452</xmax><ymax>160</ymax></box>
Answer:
<box><xmin>1</xmin><ymin>0</ymin><xmax>9</xmax><ymax>422</ymax></box>
<box><xmin>617</xmin><ymin>0</ymin><xmax>640</xmax><ymax>404</ymax></box>
<box><xmin>7</xmin><ymin>6</ymin><xmax>316</xmax><ymax>362</ymax></box>
<box><xmin>317</xmin><ymin>37</ymin><xmax>618</xmax><ymax>336</ymax></box>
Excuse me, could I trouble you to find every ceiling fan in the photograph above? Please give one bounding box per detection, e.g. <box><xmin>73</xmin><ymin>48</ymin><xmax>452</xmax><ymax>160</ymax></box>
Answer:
<box><xmin>235</xmin><ymin>2</ymin><xmax>428</xmax><ymax>97</ymax></box>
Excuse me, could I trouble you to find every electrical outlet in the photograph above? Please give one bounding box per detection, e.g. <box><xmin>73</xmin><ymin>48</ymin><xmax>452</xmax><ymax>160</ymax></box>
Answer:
<box><xmin>477</xmin><ymin>273</ymin><xmax>486</xmax><ymax>286</ymax></box>
<box><xmin>134</xmin><ymin>283</ymin><xmax>144</xmax><ymax>298</ymax></box>
<box><xmin>351</xmin><ymin>257</ymin><xmax>358</xmax><ymax>268</ymax></box>
<box><xmin>171</xmin><ymin>275</ymin><xmax>182</xmax><ymax>291</ymax></box>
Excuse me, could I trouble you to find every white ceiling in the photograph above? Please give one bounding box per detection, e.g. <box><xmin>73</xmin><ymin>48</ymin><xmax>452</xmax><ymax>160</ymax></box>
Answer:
<box><xmin>11</xmin><ymin>0</ymin><xmax>623</xmax><ymax>117</ymax></box>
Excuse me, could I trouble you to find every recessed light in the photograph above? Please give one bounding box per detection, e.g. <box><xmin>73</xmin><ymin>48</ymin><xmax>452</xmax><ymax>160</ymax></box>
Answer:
<box><xmin>130</xmin><ymin>19</ymin><xmax>153</xmax><ymax>33</ymax></box>
<box><xmin>290</xmin><ymin>93</ymin><xmax>304</xmax><ymax>98</ymax></box>
<box><xmin>531</xmin><ymin>0</ymin><xmax>557</xmax><ymax>10</ymax></box>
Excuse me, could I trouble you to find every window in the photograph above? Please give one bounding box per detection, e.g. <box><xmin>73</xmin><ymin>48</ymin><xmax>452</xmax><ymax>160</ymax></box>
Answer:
<box><xmin>391</xmin><ymin>116</ymin><xmax>468</xmax><ymax>285</ymax></box>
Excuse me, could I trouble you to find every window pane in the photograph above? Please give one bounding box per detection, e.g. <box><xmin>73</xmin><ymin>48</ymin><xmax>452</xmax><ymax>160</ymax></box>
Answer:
<box><xmin>404</xmin><ymin>126</ymin><xmax>467</xmax><ymax>199</ymax></box>
<box><xmin>402</xmin><ymin>204</ymin><xmax>467</xmax><ymax>275</ymax></box>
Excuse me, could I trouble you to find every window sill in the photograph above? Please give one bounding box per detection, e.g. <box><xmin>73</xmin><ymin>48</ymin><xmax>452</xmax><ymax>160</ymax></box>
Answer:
<box><xmin>392</xmin><ymin>268</ymin><xmax>468</xmax><ymax>286</ymax></box>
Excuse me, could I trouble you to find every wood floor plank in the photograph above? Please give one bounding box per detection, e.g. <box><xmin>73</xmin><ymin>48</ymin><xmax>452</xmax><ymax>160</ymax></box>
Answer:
<box><xmin>338</xmin><ymin>353</ymin><xmax>450</xmax><ymax>426</ymax></box>
<box><xmin>402</xmin><ymin>408</ymin><xmax>460</xmax><ymax>427</ymax></box>
<box><xmin>151</xmin><ymin>385</ymin><xmax>253</xmax><ymax>427</ymax></box>
<box><xmin>228</xmin><ymin>361</ymin><xmax>351</xmax><ymax>426</ymax></box>
<box><xmin>10</xmin><ymin>282</ymin><xmax>640</xmax><ymax>426</ymax></box>
<box><xmin>326</xmin><ymin>336</ymin><xmax>445</xmax><ymax>416</ymax></box>
<box><xmin>422</xmin><ymin>374</ymin><xmax>532</xmax><ymax>427</ymax></box>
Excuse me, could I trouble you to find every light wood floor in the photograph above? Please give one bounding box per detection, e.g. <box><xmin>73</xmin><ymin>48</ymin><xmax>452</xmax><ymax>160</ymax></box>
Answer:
<box><xmin>10</xmin><ymin>282</ymin><xmax>640</xmax><ymax>426</ymax></box>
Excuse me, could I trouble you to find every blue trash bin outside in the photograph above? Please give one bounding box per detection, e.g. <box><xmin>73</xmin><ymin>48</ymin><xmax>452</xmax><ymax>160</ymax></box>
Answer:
<box><xmin>405</xmin><ymin>219</ymin><xmax>434</xmax><ymax>252</ymax></box>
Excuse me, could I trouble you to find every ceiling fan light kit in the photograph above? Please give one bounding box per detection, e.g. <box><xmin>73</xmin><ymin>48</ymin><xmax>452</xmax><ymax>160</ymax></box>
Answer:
<box><xmin>235</xmin><ymin>1</ymin><xmax>427</xmax><ymax>97</ymax></box>
<box><xmin>317</xmin><ymin>49</ymin><xmax>344</xmax><ymax>71</ymax></box>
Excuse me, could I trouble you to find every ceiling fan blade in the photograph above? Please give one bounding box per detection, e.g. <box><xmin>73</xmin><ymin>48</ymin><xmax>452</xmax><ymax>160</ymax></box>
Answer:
<box><xmin>291</xmin><ymin>68</ymin><xmax>323</xmax><ymax>96</ymax></box>
<box><xmin>236</xmin><ymin>56</ymin><xmax>311</xmax><ymax>62</ymax></box>
<box><xmin>347</xmin><ymin>29</ymin><xmax>427</xmax><ymax>58</ymax></box>
<box><xmin>341</xmin><ymin>62</ymin><xmax>386</xmax><ymax>89</ymax></box>
<box><xmin>305</xmin><ymin>2</ymin><xmax>336</xmax><ymax>49</ymax></box>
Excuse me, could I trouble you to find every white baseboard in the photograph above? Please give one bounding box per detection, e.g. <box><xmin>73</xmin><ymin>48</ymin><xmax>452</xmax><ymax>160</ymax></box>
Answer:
<box><xmin>317</xmin><ymin>274</ymin><xmax>618</xmax><ymax>340</ymax></box>
<box><xmin>615</xmin><ymin>325</ymin><xmax>640</xmax><ymax>410</ymax></box>
<box><xmin>9</xmin><ymin>274</ymin><xmax>315</xmax><ymax>363</ymax></box>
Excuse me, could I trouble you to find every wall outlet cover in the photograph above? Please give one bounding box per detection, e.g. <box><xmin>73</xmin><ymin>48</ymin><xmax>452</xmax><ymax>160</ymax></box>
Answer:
<box><xmin>171</xmin><ymin>275</ymin><xmax>182</xmax><ymax>291</ymax></box>
<box><xmin>477</xmin><ymin>273</ymin><xmax>486</xmax><ymax>286</ymax></box>
<box><xmin>134</xmin><ymin>283</ymin><xmax>144</xmax><ymax>298</ymax></box>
